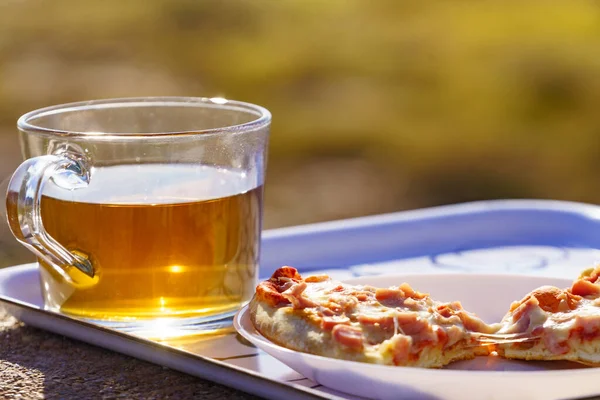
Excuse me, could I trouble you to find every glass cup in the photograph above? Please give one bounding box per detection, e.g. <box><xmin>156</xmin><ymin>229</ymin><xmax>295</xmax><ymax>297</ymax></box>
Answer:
<box><xmin>5</xmin><ymin>97</ymin><xmax>270</xmax><ymax>335</ymax></box>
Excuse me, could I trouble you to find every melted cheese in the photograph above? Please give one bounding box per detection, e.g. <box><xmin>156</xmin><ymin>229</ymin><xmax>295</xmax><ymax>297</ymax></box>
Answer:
<box><xmin>282</xmin><ymin>276</ymin><xmax>496</xmax><ymax>364</ymax></box>
<box><xmin>499</xmin><ymin>294</ymin><xmax>600</xmax><ymax>355</ymax></box>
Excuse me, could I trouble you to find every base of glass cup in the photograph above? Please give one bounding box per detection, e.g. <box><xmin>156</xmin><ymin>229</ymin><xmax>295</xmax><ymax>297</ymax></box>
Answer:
<box><xmin>53</xmin><ymin>307</ymin><xmax>241</xmax><ymax>340</ymax></box>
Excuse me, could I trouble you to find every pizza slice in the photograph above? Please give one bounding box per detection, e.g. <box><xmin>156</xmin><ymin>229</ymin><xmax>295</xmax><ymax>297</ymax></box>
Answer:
<box><xmin>249</xmin><ymin>266</ymin><xmax>499</xmax><ymax>368</ymax></box>
<box><xmin>495</xmin><ymin>265</ymin><xmax>600</xmax><ymax>366</ymax></box>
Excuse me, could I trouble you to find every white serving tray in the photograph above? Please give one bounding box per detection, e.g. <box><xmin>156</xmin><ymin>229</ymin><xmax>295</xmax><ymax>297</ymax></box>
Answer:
<box><xmin>2</xmin><ymin>200</ymin><xmax>600</xmax><ymax>399</ymax></box>
<box><xmin>235</xmin><ymin>274</ymin><xmax>600</xmax><ymax>400</ymax></box>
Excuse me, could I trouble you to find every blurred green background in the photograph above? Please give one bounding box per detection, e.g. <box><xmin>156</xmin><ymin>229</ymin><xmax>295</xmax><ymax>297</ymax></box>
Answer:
<box><xmin>2</xmin><ymin>0</ymin><xmax>600</xmax><ymax>267</ymax></box>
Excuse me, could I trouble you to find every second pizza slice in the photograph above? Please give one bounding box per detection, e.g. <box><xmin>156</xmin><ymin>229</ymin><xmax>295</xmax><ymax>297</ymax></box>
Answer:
<box><xmin>496</xmin><ymin>265</ymin><xmax>600</xmax><ymax>366</ymax></box>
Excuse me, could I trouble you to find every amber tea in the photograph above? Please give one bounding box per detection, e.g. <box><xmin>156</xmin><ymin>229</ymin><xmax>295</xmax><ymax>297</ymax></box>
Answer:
<box><xmin>30</xmin><ymin>164</ymin><xmax>262</xmax><ymax>321</ymax></box>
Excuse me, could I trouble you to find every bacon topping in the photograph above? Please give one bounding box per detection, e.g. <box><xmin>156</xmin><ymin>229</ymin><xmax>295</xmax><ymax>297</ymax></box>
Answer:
<box><xmin>256</xmin><ymin>281</ymin><xmax>291</xmax><ymax>306</ymax></box>
<box><xmin>353</xmin><ymin>291</ymin><xmax>374</xmax><ymax>302</ymax></box>
<box><xmin>571</xmin><ymin>279</ymin><xmax>600</xmax><ymax>298</ymax></box>
<box><xmin>579</xmin><ymin>265</ymin><xmax>600</xmax><ymax>284</ymax></box>
<box><xmin>357</xmin><ymin>314</ymin><xmax>395</xmax><ymax>330</ymax></box>
<box><xmin>398</xmin><ymin>314</ymin><xmax>429</xmax><ymax>335</ymax></box>
<box><xmin>323</xmin><ymin>301</ymin><xmax>342</xmax><ymax>314</ymax></box>
<box><xmin>358</xmin><ymin>312</ymin><xmax>429</xmax><ymax>336</ymax></box>
<box><xmin>570</xmin><ymin>315</ymin><xmax>600</xmax><ymax>341</ymax></box>
<box><xmin>375</xmin><ymin>288</ymin><xmax>406</xmax><ymax>303</ymax></box>
<box><xmin>321</xmin><ymin>315</ymin><xmax>350</xmax><ymax>330</ymax></box>
<box><xmin>329</xmin><ymin>294</ymin><xmax>358</xmax><ymax>312</ymax></box>
<box><xmin>513</xmin><ymin>297</ymin><xmax>538</xmax><ymax>322</ymax></box>
<box><xmin>402</xmin><ymin>297</ymin><xmax>420</xmax><ymax>310</ymax></box>
<box><xmin>522</xmin><ymin>286</ymin><xmax>581</xmax><ymax>313</ymax></box>
<box><xmin>332</xmin><ymin>324</ymin><xmax>364</xmax><ymax>350</ymax></box>
<box><xmin>372</xmin><ymin>284</ymin><xmax>427</xmax><ymax>305</ymax></box>
<box><xmin>255</xmin><ymin>266</ymin><xmax>305</xmax><ymax>306</ymax></box>
<box><xmin>331</xmin><ymin>285</ymin><xmax>345</xmax><ymax>292</ymax></box>
<box><xmin>305</xmin><ymin>274</ymin><xmax>330</xmax><ymax>283</ymax></box>
<box><xmin>282</xmin><ymin>282</ymin><xmax>318</xmax><ymax>309</ymax></box>
<box><xmin>436</xmin><ymin>301</ymin><xmax>463</xmax><ymax>318</ymax></box>
<box><xmin>543</xmin><ymin>335</ymin><xmax>570</xmax><ymax>354</ymax></box>
<box><xmin>435</xmin><ymin>302</ymin><xmax>463</xmax><ymax>325</ymax></box>
<box><xmin>434</xmin><ymin>326</ymin><xmax>449</xmax><ymax>347</ymax></box>
<box><xmin>531</xmin><ymin>326</ymin><xmax>544</xmax><ymax>337</ymax></box>
<box><xmin>271</xmin><ymin>266</ymin><xmax>302</xmax><ymax>282</ymax></box>
<box><xmin>399</xmin><ymin>283</ymin><xmax>428</xmax><ymax>300</ymax></box>
<box><xmin>459</xmin><ymin>310</ymin><xmax>496</xmax><ymax>333</ymax></box>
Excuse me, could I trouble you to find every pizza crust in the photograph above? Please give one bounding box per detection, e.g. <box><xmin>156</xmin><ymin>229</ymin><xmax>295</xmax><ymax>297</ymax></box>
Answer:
<box><xmin>497</xmin><ymin>344</ymin><xmax>600</xmax><ymax>367</ymax></box>
<box><xmin>250</xmin><ymin>297</ymin><xmax>373</xmax><ymax>363</ymax></box>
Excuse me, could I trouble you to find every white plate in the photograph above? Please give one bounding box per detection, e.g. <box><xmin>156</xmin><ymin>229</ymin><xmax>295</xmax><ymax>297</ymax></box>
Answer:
<box><xmin>234</xmin><ymin>273</ymin><xmax>600</xmax><ymax>400</ymax></box>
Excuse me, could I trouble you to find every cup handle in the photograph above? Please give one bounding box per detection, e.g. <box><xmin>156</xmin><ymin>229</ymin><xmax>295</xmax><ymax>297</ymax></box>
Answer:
<box><xmin>5</xmin><ymin>151</ymin><xmax>95</xmax><ymax>281</ymax></box>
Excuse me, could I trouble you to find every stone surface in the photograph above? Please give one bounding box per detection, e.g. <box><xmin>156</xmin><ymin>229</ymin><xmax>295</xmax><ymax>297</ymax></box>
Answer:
<box><xmin>0</xmin><ymin>307</ymin><xmax>260</xmax><ymax>399</ymax></box>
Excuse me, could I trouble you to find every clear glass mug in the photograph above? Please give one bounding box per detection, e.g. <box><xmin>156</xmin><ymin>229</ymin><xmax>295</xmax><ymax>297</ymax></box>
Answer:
<box><xmin>5</xmin><ymin>97</ymin><xmax>270</xmax><ymax>334</ymax></box>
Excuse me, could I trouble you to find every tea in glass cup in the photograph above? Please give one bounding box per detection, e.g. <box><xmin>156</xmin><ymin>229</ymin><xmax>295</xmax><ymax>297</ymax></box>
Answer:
<box><xmin>5</xmin><ymin>97</ymin><xmax>270</xmax><ymax>334</ymax></box>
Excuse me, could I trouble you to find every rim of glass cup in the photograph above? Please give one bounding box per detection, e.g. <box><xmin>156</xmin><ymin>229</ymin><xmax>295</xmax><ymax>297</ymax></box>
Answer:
<box><xmin>17</xmin><ymin>96</ymin><xmax>271</xmax><ymax>139</ymax></box>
